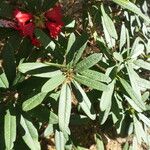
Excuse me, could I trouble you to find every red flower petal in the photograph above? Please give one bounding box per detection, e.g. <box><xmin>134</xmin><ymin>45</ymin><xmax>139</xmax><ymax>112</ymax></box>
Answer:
<box><xmin>18</xmin><ymin>22</ymin><xmax>35</xmax><ymax>38</ymax></box>
<box><xmin>13</xmin><ymin>9</ymin><xmax>33</xmax><ymax>25</ymax></box>
<box><xmin>45</xmin><ymin>5</ymin><xmax>63</xmax><ymax>23</ymax></box>
<box><xmin>46</xmin><ymin>22</ymin><xmax>63</xmax><ymax>38</ymax></box>
<box><xmin>31</xmin><ymin>37</ymin><xmax>41</xmax><ymax>47</ymax></box>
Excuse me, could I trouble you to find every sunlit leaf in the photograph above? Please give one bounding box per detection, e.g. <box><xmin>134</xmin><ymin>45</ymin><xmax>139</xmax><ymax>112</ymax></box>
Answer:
<box><xmin>20</xmin><ymin>115</ymin><xmax>41</xmax><ymax>150</ymax></box>
<box><xmin>58</xmin><ymin>83</ymin><xmax>72</xmax><ymax>134</ymax></box>
<box><xmin>22</xmin><ymin>93</ymin><xmax>47</xmax><ymax>111</ymax></box>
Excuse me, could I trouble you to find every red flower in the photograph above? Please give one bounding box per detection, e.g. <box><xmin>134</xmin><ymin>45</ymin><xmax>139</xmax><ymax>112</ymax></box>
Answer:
<box><xmin>45</xmin><ymin>5</ymin><xmax>63</xmax><ymax>23</ymax></box>
<box><xmin>31</xmin><ymin>37</ymin><xmax>41</xmax><ymax>47</ymax></box>
<box><xmin>13</xmin><ymin>9</ymin><xmax>34</xmax><ymax>38</ymax></box>
<box><xmin>45</xmin><ymin>5</ymin><xmax>64</xmax><ymax>38</ymax></box>
<box><xmin>13</xmin><ymin>9</ymin><xmax>41</xmax><ymax>47</ymax></box>
<box><xmin>46</xmin><ymin>22</ymin><xmax>63</xmax><ymax>39</ymax></box>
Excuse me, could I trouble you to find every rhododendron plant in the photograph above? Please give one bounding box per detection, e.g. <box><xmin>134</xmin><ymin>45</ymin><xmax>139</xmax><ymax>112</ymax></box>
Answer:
<box><xmin>0</xmin><ymin>0</ymin><xmax>150</xmax><ymax>150</ymax></box>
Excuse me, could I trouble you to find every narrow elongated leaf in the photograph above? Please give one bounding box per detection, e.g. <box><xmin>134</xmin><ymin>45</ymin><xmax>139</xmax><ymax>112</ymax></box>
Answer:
<box><xmin>113</xmin><ymin>52</ymin><xmax>124</xmax><ymax>62</ymax></box>
<box><xmin>4</xmin><ymin>109</ymin><xmax>16</xmax><ymax>150</ymax></box>
<box><xmin>101</xmin><ymin>5</ymin><xmax>118</xmax><ymax>39</ymax></box>
<box><xmin>22</xmin><ymin>93</ymin><xmax>47</xmax><ymax>111</ymax></box>
<box><xmin>35</xmin><ymin>29</ymin><xmax>55</xmax><ymax>50</ymax></box>
<box><xmin>66</xmin><ymin>33</ymin><xmax>88</xmax><ymax>66</ymax></box>
<box><xmin>134</xmin><ymin>59</ymin><xmax>150</xmax><ymax>70</ymax></box>
<box><xmin>18</xmin><ymin>62</ymin><xmax>49</xmax><ymax>73</ymax></box>
<box><xmin>100</xmin><ymin>80</ymin><xmax>115</xmax><ymax>111</ymax></box>
<box><xmin>102</xmin><ymin>17</ymin><xmax>116</xmax><ymax>48</ymax></box>
<box><xmin>44</xmin><ymin>124</ymin><xmax>53</xmax><ymax>137</ymax></box>
<box><xmin>112</xmin><ymin>0</ymin><xmax>150</xmax><ymax>23</ymax></box>
<box><xmin>124</xmin><ymin>95</ymin><xmax>142</xmax><ymax>112</ymax></box>
<box><xmin>136</xmin><ymin>77</ymin><xmax>150</xmax><ymax>89</ymax></box>
<box><xmin>55</xmin><ymin>130</ymin><xmax>65</xmax><ymax>150</ymax></box>
<box><xmin>130</xmin><ymin>37</ymin><xmax>144</xmax><ymax>58</ymax></box>
<box><xmin>73</xmin><ymin>35</ymin><xmax>88</xmax><ymax>65</ymax></box>
<box><xmin>41</xmin><ymin>74</ymin><xmax>65</xmax><ymax>93</ymax></box>
<box><xmin>95</xmin><ymin>134</ymin><xmax>105</xmax><ymax>150</ymax></box>
<box><xmin>138</xmin><ymin>113</ymin><xmax>150</xmax><ymax>128</ymax></box>
<box><xmin>126</xmin><ymin>63</ymin><xmax>141</xmax><ymax>99</ymax></box>
<box><xmin>66</xmin><ymin>33</ymin><xmax>76</xmax><ymax>54</ymax></box>
<box><xmin>33</xmin><ymin>70</ymin><xmax>62</xmax><ymax>78</ymax></box>
<box><xmin>0</xmin><ymin>70</ymin><xmax>9</xmax><ymax>88</ymax></box>
<box><xmin>58</xmin><ymin>83</ymin><xmax>72</xmax><ymax>134</ymax></box>
<box><xmin>20</xmin><ymin>115</ymin><xmax>41</xmax><ymax>150</ymax></box>
<box><xmin>75</xmin><ymin>53</ymin><xmax>102</xmax><ymax>73</ymax></box>
<box><xmin>74</xmin><ymin>74</ymin><xmax>108</xmax><ymax>91</ymax></box>
<box><xmin>73</xmin><ymin>80</ymin><xmax>96</xmax><ymax>120</ymax></box>
<box><xmin>133</xmin><ymin>115</ymin><xmax>147</xmax><ymax>144</ymax></box>
<box><xmin>119</xmin><ymin>23</ymin><xmax>126</xmax><ymax>51</ymax></box>
<box><xmin>80</xmin><ymin>69</ymin><xmax>111</xmax><ymax>83</ymax></box>
<box><xmin>119</xmin><ymin>77</ymin><xmax>146</xmax><ymax>111</ymax></box>
<box><xmin>49</xmin><ymin>112</ymin><xmax>58</xmax><ymax>124</ymax></box>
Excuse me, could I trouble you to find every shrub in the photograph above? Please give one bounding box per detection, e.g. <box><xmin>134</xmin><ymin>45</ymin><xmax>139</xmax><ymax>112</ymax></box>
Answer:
<box><xmin>0</xmin><ymin>0</ymin><xmax>150</xmax><ymax>149</ymax></box>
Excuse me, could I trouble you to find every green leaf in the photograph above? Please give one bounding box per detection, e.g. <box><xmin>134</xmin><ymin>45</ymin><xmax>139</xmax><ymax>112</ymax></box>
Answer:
<box><xmin>0</xmin><ymin>2</ymin><xmax>13</xmax><ymax>18</ymax></box>
<box><xmin>124</xmin><ymin>95</ymin><xmax>142</xmax><ymax>112</ymax></box>
<box><xmin>136</xmin><ymin>77</ymin><xmax>150</xmax><ymax>89</ymax></box>
<box><xmin>4</xmin><ymin>109</ymin><xmax>16</xmax><ymax>150</ymax></box>
<box><xmin>138</xmin><ymin>113</ymin><xmax>150</xmax><ymax>128</ymax></box>
<box><xmin>126</xmin><ymin>63</ymin><xmax>142</xmax><ymax>99</ymax></box>
<box><xmin>73</xmin><ymin>35</ymin><xmax>88</xmax><ymax>65</ymax></box>
<box><xmin>95</xmin><ymin>134</ymin><xmax>105</xmax><ymax>150</ymax></box>
<box><xmin>41</xmin><ymin>74</ymin><xmax>65</xmax><ymax>93</ymax></box>
<box><xmin>66</xmin><ymin>33</ymin><xmax>76</xmax><ymax>54</ymax></box>
<box><xmin>119</xmin><ymin>23</ymin><xmax>126</xmax><ymax>51</ymax></box>
<box><xmin>80</xmin><ymin>69</ymin><xmax>111</xmax><ymax>83</ymax></box>
<box><xmin>58</xmin><ymin>83</ymin><xmax>72</xmax><ymax>134</ymax></box>
<box><xmin>101</xmin><ymin>17</ymin><xmax>116</xmax><ymax>48</ymax></box>
<box><xmin>74</xmin><ymin>74</ymin><xmax>108</xmax><ymax>91</ymax></box>
<box><xmin>2</xmin><ymin>35</ymin><xmax>21</xmax><ymax>84</ymax></box>
<box><xmin>66</xmin><ymin>33</ymin><xmax>88</xmax><ymax>66</ymax></box>
<box><xmin>134</xmin><ymin>59</ymin><xmax>150</xmax><ymax>71</ymax></box>
<box><xmin>35</xmin><ymin>29</ymin><xmax>55</xmax><ymax>50</ymax></box>
<box><xmin>49</xmin><ymin>112</ymin><xmax>58</xmax><ymax>124</ymax></box>
<box><xmin>119</xmin><ymin>77</ymin><xmax>146</xmax><ymax>111</ymax></box>
<box><xmin>73</xmin><ymin>80</ymin><xmax>96</xmax><ymax>120</ymax></box>
<box><xmin>113</xmin><ymin>52</ymin><xmax>124</xmax><ymax>62</ymax></box>
<box><xmin>32</xmin><ymin>70</ymin><xmax>63</xmax><ymax>78</ymax></box>
<box><xmin>130</xmin><ymin>37</ymin><xmax>144</xmax><ymax>58</ymax></box>
<box><xmin>75</xmin><ymin>53</ymin><xmax>102</xmax><ymax>73</ymax></box>
<box><xmin>133</xmin><ymin>115</ymin><xmax>147</xmax><ymax>144</ymax></box>
<box><xmin>18</xmin><ymin>62</ymin><xmax>49</xmax><ymax>73</ymax></box>
<box><xmin>100</xmin><ymin>80</ymin><xmax>115</xmax><ymax>111</ymax></box>
<box><xmin>55</xmin><ymin>130</ymin><xmax>65</xmax><ymax>150</ymax></box>
<box><xmin>22</xmin><ymin>93</ymin><xmax>47</xmax><ymax>111</ymax></box>
<box><xmin>101</xmin><ymin>5</ymin><xmax>118</xmax><ymax>39</ymax></box>
<box><xmin>20</xmin><ymin>115</ymin><xmax>41</xmax><ymax>150</ymax></box>
<box><xmin>44</xmin><ymin>124</ymin><xmax>53</xmax><ymax>137</ymax></box>
<box><xmin>0</xmin><ymin>69</ymin><xmax>9</xmax><ymax>88</ymax></box>
<box><xmin>112</xmin><ymin>0</ymin><xmax>150</xmax><ymax>23</ymax></box>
